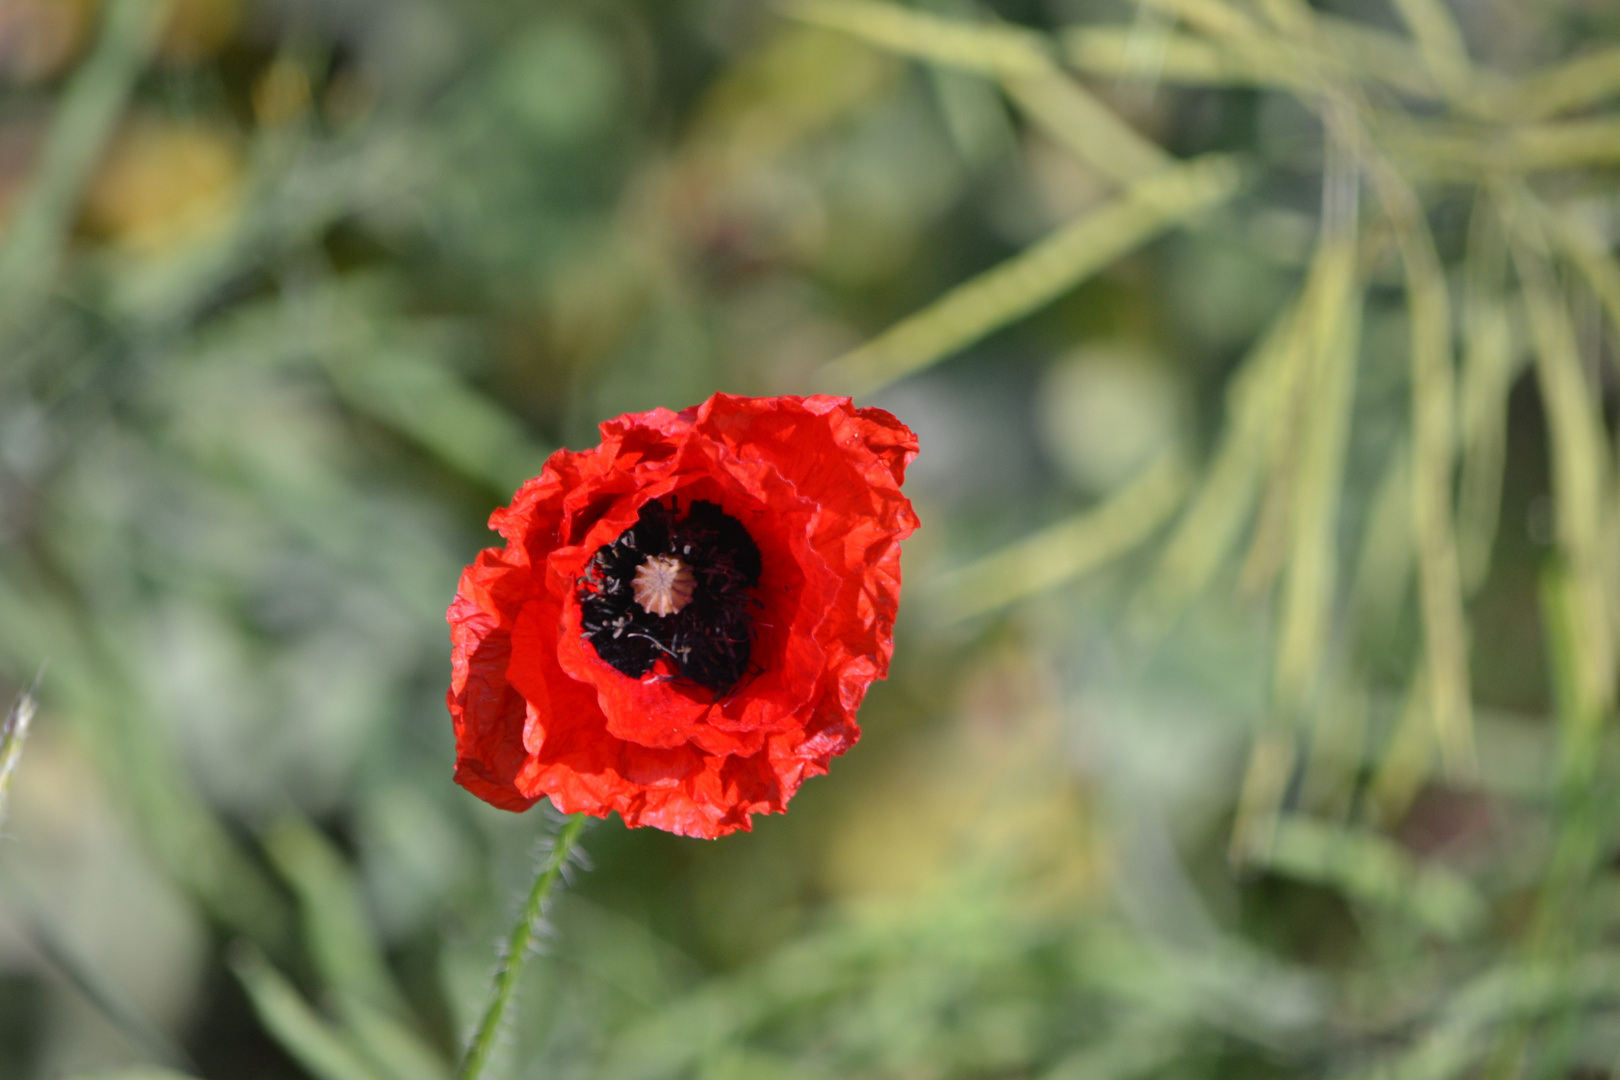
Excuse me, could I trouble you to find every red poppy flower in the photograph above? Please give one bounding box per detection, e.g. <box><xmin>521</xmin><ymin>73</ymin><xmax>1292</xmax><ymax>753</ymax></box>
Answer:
<box><xmin>447</xmin><ymin>393</ymin><xmax>919</xmax><ymax>838</ymax></box>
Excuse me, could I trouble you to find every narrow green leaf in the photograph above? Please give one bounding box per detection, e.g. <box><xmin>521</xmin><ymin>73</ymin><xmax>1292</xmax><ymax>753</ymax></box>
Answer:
<box><xmin>1315</xmin><ymin>13</ymin><xmax>1449</xmax><ymax>99</ymax></box>
<box><xmin>1386</xmin><ymin>0</ymin><xmax>1474</xmax><ymax>104</ymax></box>
<box><xmin>1456</xmin><ymin>199</ymin><xmax>1521</xmax><ymax>595</ymax></box>
<box><xmin>1346</xmin><ymin>443</ymin><xmax>1412</xmax><ymax>650</ymax></box>
<box><xmin>1134</xmin><ymin>0</ymin><xmax>1268</xmax><ymax>48</ymax></box>
<box><xmin>1509</xmin><ymin>44</ymin><xmax>1620</xmax><ymax>119</ymax></box>
<box><xmin>1236</xmin><ymin>266</ymin><xmax>1324</xmax><ymax>601</ymax></box>
<box><xmin>1368</xmin><ymin>159</ymin><xmax>1475</xmax><ymax>775</ymax></box>
<box><xmin>1273</xmin><ymin>230</ymin><xmax>1360</xmax><ymax>713</ymax></box>
<box><xmin>1392</xmin><ymin>117</ymin><xmax>1620</xmax><ymax>174</ymax></box>
<box><xmin>999</xmin><ymin>70</ymin><xmax>1171</xmax><ymax>183</ymax></box>
<box><xmin>1066</xmin><ymin>12</ymin><xmax>1442</xmax><ymax>101</ymax></box>
<box><xmin>262</xmin><ymin>815</ymin><xmax>406</xmax><ymax>1017</ymax></box>
<box><xmin>1543</xmin><ymin>200</ymin><xmax>1620</xmax><ymax>371</ymax></box>
<box><xmin>822</xmin><ymin>153</ymin><xmax>1245</xmax><ymax>395</ymax></box>
<box><xmin>1505</xmin><ymin>193</ymin><xmax>1614</xmax><ymax>722</ymax></box>
<box><xmin>325</xmin><ymin>347</ymin><xmax>550</xmax><ymax>496</ymax></box>
<box><xmin>783</xmin><ymin>0</ymin><xmax>1054</xmax><ymax>79</ymax></box>
<box><xmin>1130</xmin><ymin>294</ymin><xmax>1300</xmax><ymax>634</ymax></box>
<box><xmin>230</xmin><ymin>944</ymin><xmax>388</xmax><ymax>1080</ymax></box>
<box><xmin>1228</xmin><ymin>728</ymin><xmax>1299</xmax><ymax>865</ymax></box>
<box><xmin>1366</xmin><ymin>667</ymin><xmax>1435</xmax><ymax>824</ymax></box>
<box><xmin>933</xmin><ymin>454</ymin><xmax>1191</xmax><ymax>622</ymax></box>
<box><xmin>341</xmin><ymin>992</ymin><xmax>451</xmax><ymax>1080</ymax></box>
<box><xmin>1063</xmin><ymin>26</ymin><xmax>1310</xmax><ymax>92</ymax></box>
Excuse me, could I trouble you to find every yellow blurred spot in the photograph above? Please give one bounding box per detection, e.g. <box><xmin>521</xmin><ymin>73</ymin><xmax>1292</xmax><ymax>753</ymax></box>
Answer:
<box><xmin>0</xmin><ymin>0</ymin><xmax>94</xmax><ymax>84</ymax></box>
<box><xmin>157</xmin><ymin>0</ymin><xmax>238</xmax><ymax>65</ymax></box>
<box><xmin>822</xmin><ymin>652</ymin><xmax>1103</xmax><ymax>913</ymax></box>
<box><xmin>82</xmin><ymin>116</ymin><xmax>244</xmax><ymax>254</ymax></box>
<box><xmin>253</xmin><ymin>60</ymin><xmax>312</xmax><ymax>128</ymax></box>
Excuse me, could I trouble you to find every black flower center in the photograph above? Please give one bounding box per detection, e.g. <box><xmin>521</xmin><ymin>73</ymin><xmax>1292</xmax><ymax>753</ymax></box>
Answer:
<box><xmin>576</xmin><ymin>499</ymin><xmax>762</xmax><ymax>693</ymax></box>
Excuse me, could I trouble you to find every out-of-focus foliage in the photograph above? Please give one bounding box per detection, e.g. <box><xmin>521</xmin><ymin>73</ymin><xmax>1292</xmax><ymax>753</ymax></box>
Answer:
<box><xmin>2</xmin><ymin>0</ymin><xmax>1620</xmax><ymax>1077</ymax></box>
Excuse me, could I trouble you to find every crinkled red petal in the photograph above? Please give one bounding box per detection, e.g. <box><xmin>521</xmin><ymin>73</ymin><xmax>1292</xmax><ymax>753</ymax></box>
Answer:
<box><xmin>445</xmin><ymin>393</ymin><xmax>918</xmax><ymax>838</ymax></box>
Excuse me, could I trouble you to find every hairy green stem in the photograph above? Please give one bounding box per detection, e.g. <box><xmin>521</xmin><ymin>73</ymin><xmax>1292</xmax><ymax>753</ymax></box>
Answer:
<box><xmin>458</xmin><ymin>813</ymin><xmax>587</xmax><ymax>1080</ymax></box>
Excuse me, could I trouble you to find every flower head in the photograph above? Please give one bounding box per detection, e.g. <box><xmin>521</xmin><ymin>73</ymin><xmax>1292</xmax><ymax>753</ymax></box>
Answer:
<box><xmin>448</xmin><ymin>393</ymin><xmax>919</xmax><ymax>838</ymax></box>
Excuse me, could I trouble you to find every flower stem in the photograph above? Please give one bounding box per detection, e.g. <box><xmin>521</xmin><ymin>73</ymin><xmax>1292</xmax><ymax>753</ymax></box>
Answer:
<box><xmin>458</xmin><ymin>812</ymin><xmax>587</xmax><ymax>1080</ymax></box>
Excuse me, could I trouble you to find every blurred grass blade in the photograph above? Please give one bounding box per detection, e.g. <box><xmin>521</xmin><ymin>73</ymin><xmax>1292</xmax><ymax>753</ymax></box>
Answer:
<box><xmin>1539</xmin><ymin>563</ymin><xmax>1607</xmax><ymax>790</ymax></box>
<box><xmin>1395</xmin><ymin>117</ymin><xmax>1620</xmax><ymax>173</ymax></box>
<box><xmin>1063</xmin><ymin>26</ymin><xmax>1307</xmax><ymax>92</ymax></box>
<box><xmin>0</xmin><ymin>862</ymin><xmax>194</xmax><ymax>1070</ymax></box>
<box><xmin>786</xmin><ymin>0</ymin><xmax>1167</xmax><ymax>183</ymax></box>
<box><xmin>1386</xmin><ymin>0</ymin><xmax>1473</xmax><ymax>103</ymax></box>
<box><xmin>339</xmin><ymin>993</ymin><xmax>451</xmax><ymax>1080</ymax></box>
<box><xmin>1251</xmin><ymin>0</ymin><xmax>1313</xmax><ymax>36</ymax></box>
<box><xmin>1543</xmin><ymin>200</ymin><xmax>1620</xmax><ymax>367</ymax></box>
<box><xmin>1237</xmin><ymin>275</ymin><xmax>1324</xmax><ymax>601</ymax></box>
<box><xmin>1346</xmin><ymin>444</ymin><xmax>1412</xmax><ymax>650</ymax></box>
<box><xmin>1316</xmin><ymin>14</ymin><xmax>1447</xmax><ymax>100</ymax></box>
<box><xmin>0</xmin><ymin>0</ymin><xmax>166</xmax><ymax>330</ymax></box>
<box><xmin>783</xmin><ymin>0</ymin><xmax>1054</xmax><ymax>79</ymax></box>
<box><xmin>933</xmin><ymin>454</ymin><xmax>1191</xmax><ymax>622</ymax></box>
<box><xmin>1405</xmin><ymin>299</ymin><xmax>1474</xmax><ymax>775</ymax></box>
<box><xmin>1134</xmin><ymin>0</ymin><xmax>1266</xmax><ymax>48</ymax></box>
<box><xmin>1371</xmin><ymin>162</ymin><xmax>1475</xmax><ymax>776</ymax></box>
<box><xmin>175</xmin><ymin>278</ymin><xmax>549</xmax><ymax>495</ymax></box>
<box><xmin>229</xmin><ymin>944</ymin><xmax>388</xmax><ymax>1080</ymax></box>
<box><xmin>1129</xmin><ymin>296</ymin><xmax>1300</xmax><ymax>634</ymax></box>
<box><xmin>263</xmin><ymin>815</ymin><xmax>450</xmax><ymax>1080</ymax></box>
<box><xmin>1000</xmin><ymin>71</ymin><xmax>1171</xmax><ymax>183</ymax></box>
<box><xmin>823</xmin><ymin>153</ymin><xmax>1244</xmax><ymax>395</ymax></box>
<box><xmin>929</xmin><ymin>66</ymin><xmax>1019</xmax><ymax>171</ymax></box>
<box><xmin>1498</xmin><ymin>572</ymin><xmax>1611</xmax><ymax>1073</ymax></box>
<box><xmin>1273</xmin><ymin>228</ymin><xmax>1360</xmax><ymax>713</ymax></box>
<box><xmin>64</xmin><ymin>1072</ymin><xmax>202</xmax><ymax>1080</ymax></box>
<box><xmin>263</xmin><ymin>815</ymin><xmax>408</xmax><ymax>1017</ymax></box>
<box><xmin>1259</xmin><ymin>815</ymin><xmax>1486</xmax><ymax>939</ymax></box>
<box><xmin>0</xmin><ymin>683</ymin><xmax>39</xmax><ymax>831</ymax></box>
<box><xmin>1298</xmin><ymin>676</ymin><xmax>1369</xmax><ymax>819</ymax></box>
<box><xmin>1505</xmin><ymin>193</ymin><xmax>1615</xmax><ymax>723</ymax></box>
<box><xmin>1064</xmin><ymin>16</ymin><xmax>1439</xmax><ymax>100</ymax></box>
<box><xmin>1228</xmin><ymin>728</ymin><xmax>1297</xmax><ymax>864</ymax></box>
<box><xmin>1497</xmin><ymin>118</ymin><xmax>1620</xmax><ymax>170</ymax></box>
<box><xmin>1366</xmin><ymin>668</ymin><xmax>1434</xmax><ymax>824</ymax></box>
<box><xmin>325</xmin><ymin>347</ymin><xmax>551</xmax><ymax>496</ymax></box>
<box><xmin>1457</xmin><ymin>199</ymin><xmax>1520</xmax><ymax>595</ymax></box>
<box><xmin>1509</xmin><ymin>44</ymin><xmax>1620</xmax><ymax>120</ymax></box>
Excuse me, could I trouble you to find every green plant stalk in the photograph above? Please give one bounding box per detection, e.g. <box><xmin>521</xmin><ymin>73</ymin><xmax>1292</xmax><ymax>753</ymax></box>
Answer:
<box><xmin>458</xmin><ymin>813</ymin><xmax>588</xmax><ymax>1080</ymax></box>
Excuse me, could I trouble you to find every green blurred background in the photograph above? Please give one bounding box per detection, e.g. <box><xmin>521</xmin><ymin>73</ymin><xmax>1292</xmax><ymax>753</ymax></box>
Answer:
<box><xmin>3</xmin><ymin>0</ymin><xmax>1620</xmax><ymax>1076</ymax></box>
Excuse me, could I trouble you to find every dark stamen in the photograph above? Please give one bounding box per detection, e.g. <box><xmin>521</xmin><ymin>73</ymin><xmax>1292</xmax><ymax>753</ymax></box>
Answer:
<box><xmin>576</xmin><ymin>500</ymin><xmax>761</xmax><ymax>693</ymax></box>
